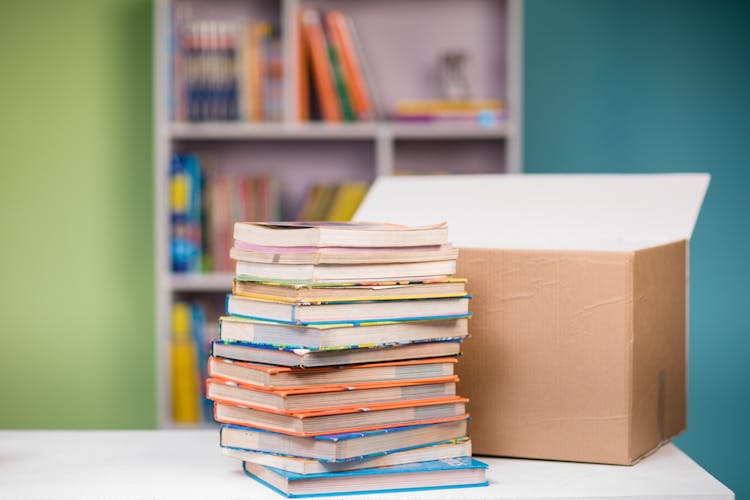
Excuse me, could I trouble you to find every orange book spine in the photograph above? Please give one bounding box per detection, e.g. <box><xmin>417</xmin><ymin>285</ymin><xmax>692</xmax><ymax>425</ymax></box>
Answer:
<box><xmin>325</xmin><ymin>11</ymin><xmax>371</xmax><ymax>120</ymax></box>
<box><xmin>208</xmin><ymin>375</ymin><xmax>459</xmax><ymax>395</ymax></box>
<box><xmin>296</xmin><ymin>10</ymin><xmax>310</xmax><ymax>121</ymax></box>
<box><xmin>301</xmin><ymin>9</ymin><xmax>341</xmax><ymax>122</ymax></box>
<box><xmin>250</xmin><ymin>23</ymin><xmax>270</xmax><ymax>121</ymax></box>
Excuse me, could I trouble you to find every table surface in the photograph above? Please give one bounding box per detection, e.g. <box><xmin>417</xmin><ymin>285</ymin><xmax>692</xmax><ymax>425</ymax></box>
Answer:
<box><xmin>0</xmin><ymin>430</ymin><xmax>733</xmax><ymax>499</ymax></box>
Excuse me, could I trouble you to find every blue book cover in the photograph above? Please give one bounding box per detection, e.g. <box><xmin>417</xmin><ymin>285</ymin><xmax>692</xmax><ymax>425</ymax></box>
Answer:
<box><xmin>225</xmin><ymin>293</ymin><xmax>472</xmax><ymax>326</ymax></box>
<box><xmin>212</xmin><ymin>336</ymin><xmax>463</xmax><ymax>354</ymax></box>
<box><xmin>220</xmin><ymin>419</ymin><xmax>469</xmax><ymax>462</ymax></box>
<box><xmin>243</xmin><ymin>457</ymin><xmax>488</xmax><ymax>498</ymax></box>
<box><xmin>170</xmin><ymin>154</ymin><xmax>202</xmax><ymax>272</ymax></box>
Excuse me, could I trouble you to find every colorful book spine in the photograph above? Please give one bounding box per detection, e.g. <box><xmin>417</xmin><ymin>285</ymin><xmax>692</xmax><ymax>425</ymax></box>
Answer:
<box><xmin>172</xmin><ymin>154</ymin><xmax>285</xmax><ymax>271</ymax></box>
<box><xmin>296</xmin><ymin>182</ymin><xmax>369</xmax><ymax>221</ymax></box>
<box><xmin>170</xmin><ymin>154</ymin><xmax>202</xmax><ymax>272</ymax></box>
<box><xmin>301</xmin><ymin>9</ymin><xmax>342</xmax><ymax>122</ymax></box>
<box><xmin>324</xmin><ymin>12</ymin><xmax>373</xmax><ymax>121</ymax></box>
<box><xmin>172</xmin><ymin>302</ymin><xmax>200</xmax><ymax>423</ymax></box>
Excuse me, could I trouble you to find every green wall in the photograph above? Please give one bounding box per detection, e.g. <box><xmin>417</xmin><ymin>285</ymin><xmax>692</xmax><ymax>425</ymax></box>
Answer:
<box><xmin>0</xmin><ymin>0</ymin><xmax>154</xmax><ymax>428</ymax></box>
<box><xmin>525</xmin><ymin>0</ymin><xmax>749</xmax><ymax>496</ymax></box>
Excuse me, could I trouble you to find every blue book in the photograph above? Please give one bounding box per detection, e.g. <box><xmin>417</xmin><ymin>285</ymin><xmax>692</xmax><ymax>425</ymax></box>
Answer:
<box><xmin>243</xmin><ymin>457</ymin><xmax>489</xmax><ymax>498</ymax></box>
<box><xmin>225</xmin><ymin>293</ymin><xmax>472</xmax><ymax>326</ymax></box>
<box><xmin>219</xmin><ymin>418</ymin><xmax>469</xmax><ymax>462</ymax></box>
<box><xmin>169</xmin><ymin>154</ymin><xmax>202</xmax><ymax>272</ymax></box>
<box><xmin>211</xmin><ymin>338</ymin><xmax>462</xmax><ymax>368</ymax></box>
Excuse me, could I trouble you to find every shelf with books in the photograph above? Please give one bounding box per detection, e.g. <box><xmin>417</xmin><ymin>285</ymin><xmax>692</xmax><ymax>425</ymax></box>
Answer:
<box><xmin>154</xmin><ymin>0</ymin><xmax>522</xmax><ymax>428</ymax></box>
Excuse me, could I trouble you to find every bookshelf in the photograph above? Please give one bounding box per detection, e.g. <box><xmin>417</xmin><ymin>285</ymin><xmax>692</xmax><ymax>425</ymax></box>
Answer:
<box><xmin>153</xmin><ymin>0</ymin><xmax>523</xmax><ymax>427</ymax></box>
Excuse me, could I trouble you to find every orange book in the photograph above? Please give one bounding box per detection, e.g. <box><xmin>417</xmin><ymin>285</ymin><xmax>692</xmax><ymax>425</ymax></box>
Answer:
<box><xmin>213</xmin><ymin>397</ymin><xmax>469</xmax><ymax>436</ymax></box>
<box><xmin>297</xmin><ymin>10</ymin><xmax>310</xmax><ymax>121</ymax></box>
<box><xmin>207</xmin><ymin>375</ymin><xmax>458</xmax><ymax>412</ymax></box>
<box><xmin>250</xmin><ymin>22</ymin><xmax>271</xmax><ymax>121</ymax></box>
<box><xmin>301</xmin><ymin>8</ymin><xmax>341</xmax><ymax>122</ymax></box>
<box><xmin>325</xmin><ymin>11</ymin><xmax>372</xmax><ymax>120</ymax></box>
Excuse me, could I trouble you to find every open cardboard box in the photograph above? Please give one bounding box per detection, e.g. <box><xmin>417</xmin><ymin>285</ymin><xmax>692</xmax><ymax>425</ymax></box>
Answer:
<box><xmin>355</xmin><ymin>174</ymin><xmax>709</xmax><ymax>465</ymax></box>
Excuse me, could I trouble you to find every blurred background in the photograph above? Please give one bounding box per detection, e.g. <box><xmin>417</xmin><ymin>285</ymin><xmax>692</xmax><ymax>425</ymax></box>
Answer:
<box><xmin>0</xmin><ymin>0</ymin><xmax>747</xmax><ymax>496</ymax></box>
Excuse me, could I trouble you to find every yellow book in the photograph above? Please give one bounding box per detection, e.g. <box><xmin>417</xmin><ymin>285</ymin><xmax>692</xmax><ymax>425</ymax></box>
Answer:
<box><xmin>326</xmin><ymin>183</ymin><xmax>368</xmax><ymax>221</ymax></box>
<box><xmin>172</xmin><ymin>302</ymin><xmax>200</xmax><ymax>423</ymax></box>
<box><xmin>394</xmin><ymin>99</ymin><xmax>504</xmax><ymax>113</ymax></box>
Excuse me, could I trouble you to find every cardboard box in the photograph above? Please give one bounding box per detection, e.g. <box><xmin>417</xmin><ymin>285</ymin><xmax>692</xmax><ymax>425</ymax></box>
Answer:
<box><xmin>355</xmin><ymin>174</ymin><xmax>709</xmax><ymax>465</ymax></box>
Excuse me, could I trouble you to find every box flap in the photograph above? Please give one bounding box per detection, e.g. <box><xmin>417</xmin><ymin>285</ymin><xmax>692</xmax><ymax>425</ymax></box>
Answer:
<box><xmin>354</xmin><ymin>174</ymin><xmax>709</xmax><ymax>250</ymax></box>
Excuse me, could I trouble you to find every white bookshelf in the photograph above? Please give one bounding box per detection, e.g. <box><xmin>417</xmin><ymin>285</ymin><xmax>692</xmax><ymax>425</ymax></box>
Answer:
<box><xmin>153</xmin><ymin>0</ymin><xmax>523</xmax><ymax>427</ymax></box>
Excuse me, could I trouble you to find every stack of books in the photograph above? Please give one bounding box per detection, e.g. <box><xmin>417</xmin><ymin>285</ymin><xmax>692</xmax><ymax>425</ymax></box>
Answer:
<box><xmin>207</xmin><ymin>221</ymin><xmax>488</xmax><ymax>496</ymax></box>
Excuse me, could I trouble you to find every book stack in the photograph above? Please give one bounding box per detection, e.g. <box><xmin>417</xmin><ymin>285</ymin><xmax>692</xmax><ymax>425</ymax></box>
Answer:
<box><xmin>208</xmin><ymin>222</ymin><xmax>488</xmax><ymax>496</ymax></box>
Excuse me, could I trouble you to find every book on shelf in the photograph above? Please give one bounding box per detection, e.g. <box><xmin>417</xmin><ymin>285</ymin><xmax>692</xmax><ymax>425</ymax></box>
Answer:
<box><xmin>233</xmin><ymin>221</ymin><xmax>449</xmax><ymax>248</ymax></box>
<box><xmin>242</xmin><ymin>456</ymin><xmax>488</xmax><ymax>497</ymax></box>
<box><xmin>169</xmin><ymin>154</ymin><xmax>371</xmax><ymax>273</ymax></box>
<box><xmin>392</xmin><ymin>99</ymin><xmax>506</xmax><ymax>126</ymax></box>
<box><xmin>324</xmin><ymin>11</ymin><xmax>374</xmax><ymax>121</ymax></box>
<box><xmin>171</xmin><ymin>301</ymin><xmax>213</xmax><ymax>423</ymax></box>
<box><xmin>224</xmin><ymin>437</ymin><xmax>471</xmax><ymax>474</ymax></box>
<box><xmin>213</xmin><ymin>397</ymin><xmax>468</xmax><ymax>436</ymax></box>
<box><xmin>169</xmin><ymin>152</ymin><xmax>283</xmax><ymax>273</ymax></box>
<box><xmin>298</xmin><ymin>8</ymin><xmax>379</xmax><ymax>122</ymax></box>
<box><xmin>206</xmin><ymin>170</ymin><xmax>282</xmax><ymax>272</ymax></box>
<box><xmin>207</xmin><ymin>357</ymin><xmax>458</xmax><ymax>389</ymax></box>
<box><xmin>300</xmin><ymin>9</ymin><xmax>341</xmax><ymax>122</ymax></box>
<box><xmin>225</xmin><ymin>292</ymin><xmax>470</xmax><ymax>324</ymax></box>
<box><xmin>295</xmin><ymin>182</ymin><xmax>369</xmax><ymax>223</ymax></box>
<box><xmin>220</xmin><ymin>419</ymin><xmax>468</xmax><ymax>463</ymax></box>
<box><xmin>218</xmin><ymin>315</ymin><xmax>468</xmax><ymax>349</ymax></box>
<box><xmin>170</xmin><ymin>154</ymin><xmax>202</xmax><ymax>273</ymax></box>
<box><xmin>211</xmin><ymin>338</ymin><xmax>462</xmax><ymax>368</ymax></box>
<box><xmin>324</xmin><ymin>182</ymin><xmax>369</xmax><ymax>221</ymax></box>
<box><xmin>170</xmin><ymin>11</ymin><xmax>282</xmax><ymax>122</ymax></box>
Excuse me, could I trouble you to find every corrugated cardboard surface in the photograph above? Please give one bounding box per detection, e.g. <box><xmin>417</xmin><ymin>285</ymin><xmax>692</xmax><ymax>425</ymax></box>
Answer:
<box><xmin>456</xmin><ymin>244</ymin><xmax>686</xmax><ymax>464</ymax></box>
<box><xmin>630</xmin><ymin>240</ymin><xmax>687</xmax><ymax>461</ymax></box>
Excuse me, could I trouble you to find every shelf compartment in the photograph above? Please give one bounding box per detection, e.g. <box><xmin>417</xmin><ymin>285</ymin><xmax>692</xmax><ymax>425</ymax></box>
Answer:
<box><xmin>394</xmin><ymin>138</ymin><xmax>506</xmax><ymax>175</ymax></box>
<box><xmin>299</xmin><ymin>0</ymin><xmax>508</xmax><ymax>116</ymax></box>
<box><xmin>173</xmin><ymin>139</ymin><xmax>375</xmax><ymax>219</ymax></box>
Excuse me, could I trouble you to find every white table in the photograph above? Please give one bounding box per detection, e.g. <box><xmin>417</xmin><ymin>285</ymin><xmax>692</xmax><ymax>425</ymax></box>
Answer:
<box><xmin>0</xmin><ymin>430</ymin><xmax>732</xmax><ymax>499</ymax></box>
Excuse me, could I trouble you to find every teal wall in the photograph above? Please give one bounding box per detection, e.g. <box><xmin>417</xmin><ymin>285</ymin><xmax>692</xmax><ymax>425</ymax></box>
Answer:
<box><xmin>0</xmin><ymin>0</ymin><xmax>746</xmax><ymax>495</ymax></box>
<box><xmin>0</xmin><ymin>0</ymin><xmax>154</xmax><ymax>428</ymax></box>
<box><xmin>524</xmin><ymin>0</ymin><xmax>749</xmax><ymax>496</ymax></box>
